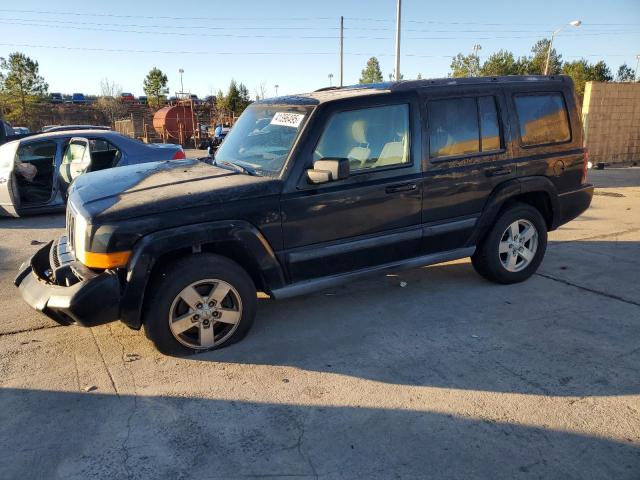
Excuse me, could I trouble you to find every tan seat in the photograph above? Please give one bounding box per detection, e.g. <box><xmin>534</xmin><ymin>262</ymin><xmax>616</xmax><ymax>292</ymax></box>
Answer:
<box><xmin>376</xmin><ymin>136</ymin><xmax>407</xmax><ymax>167</ymax></box>
<box><xmin>347</xmin><ymin>120</ymin><xmax>370</xmax><ymax>167</ymax></box>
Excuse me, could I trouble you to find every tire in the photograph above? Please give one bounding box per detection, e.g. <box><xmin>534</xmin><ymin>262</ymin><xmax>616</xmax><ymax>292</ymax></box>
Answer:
<box><xmin>471</xmin><ymin>202</ymin><xmax>547</xmax><ymax>284</ymax></box>
<box><xmin>143</xmin><ymin>254</ymin><xmax>256</xmax><ymax>355</ymax></box>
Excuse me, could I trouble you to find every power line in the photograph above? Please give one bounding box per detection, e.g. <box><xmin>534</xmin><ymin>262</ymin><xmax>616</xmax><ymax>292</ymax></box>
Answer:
<box><xmin>1</xmin><ymin>8</ymin><xmax>637</xmax><ymax>27</ymax></box>
<box><xmin>0</xmin><ymin>8</ymin><xmax>334</xmax><ymax>22</ymax></box>
<box><xmin>0</xmin><ymin>42</ymin><xmax>632</xmax><ymax>59</ymax></box>
<box><xmin>0</xmin><ymin>19</ymin><xmax>637</xmax><ymax>42</ymax></box>
<box><xmin>1</xmin><ymin>16</ymin><xmax>634</xmax><ymax>35</ymax></box>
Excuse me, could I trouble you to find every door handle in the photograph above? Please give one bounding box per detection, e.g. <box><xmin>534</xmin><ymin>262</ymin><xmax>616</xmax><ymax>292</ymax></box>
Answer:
<box><xmin>486</xmin><ymin>167</ymin><xmax>512</xmax><ymax>177</ymax></box>
<box><xmin>386</xmin><ymin>183</ymin><xmax>417</xmax><ymax>194</ymax></box>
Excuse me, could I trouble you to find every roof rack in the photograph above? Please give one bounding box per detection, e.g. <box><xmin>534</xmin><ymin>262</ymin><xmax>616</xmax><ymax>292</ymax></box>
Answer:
<box><xmin>391</xmin><ymin>75</ymin><xmax>566</xmax><ymax>91</ymax></box>
<box><xmin>314</xmin><ymin>86</ymin><xmax>340</xmax><ymax>92</ymax></box>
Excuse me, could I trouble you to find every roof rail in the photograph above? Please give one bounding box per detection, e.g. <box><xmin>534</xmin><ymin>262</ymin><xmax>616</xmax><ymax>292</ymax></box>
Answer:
<box><xmin>314</xmin><ymin>86</ymin><xmax>340</xmax><ymax>92</ymax></box>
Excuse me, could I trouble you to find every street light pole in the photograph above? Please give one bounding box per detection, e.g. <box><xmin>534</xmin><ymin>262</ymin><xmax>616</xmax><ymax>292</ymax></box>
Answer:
<box><xmin>472</xmin><ymin>44</ymin><xmax>482</xmax><ymax>76</ymax></box>
<box><xmin>178</xmin><ymin>68</ymin><xmax>184</xmax><ymax>95</ymax></box>
<box><xmin>544</xmin><ymin>20</ymin><xmax>581</xmax><ymax>75</ymax></box>
<box><xmin>328</xmin><ymin>73</ymin><xmax>334</xmax><ymax>86</ymax></box>
<box><xmin>394</xmin><ymin>0</ymin><xmax>402</xmax><ymax>81</ymax></box>
<box><xmin>274</xmin><ymin>84</ymin><xmax>279</xmax><ymax>96</ymax></box>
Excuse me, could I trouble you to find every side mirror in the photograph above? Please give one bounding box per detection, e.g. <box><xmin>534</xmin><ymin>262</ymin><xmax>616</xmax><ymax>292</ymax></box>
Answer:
<box><xmin>307</xmin><ymin>158</ymin><xmax>349</xmax><ymax>184</ymax></box>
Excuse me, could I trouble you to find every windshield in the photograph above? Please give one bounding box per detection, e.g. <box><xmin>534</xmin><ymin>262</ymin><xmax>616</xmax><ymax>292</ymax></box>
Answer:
<box><xmin>214</xmin><ymin>104</ymin><xmax>312</xmax><ymax>175</ymax></box>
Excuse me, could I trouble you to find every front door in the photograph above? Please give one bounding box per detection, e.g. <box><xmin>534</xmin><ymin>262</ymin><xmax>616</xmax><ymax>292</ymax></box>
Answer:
<box><xmin>280</xmin><ymin>99</ymin><xmax>424</xmax><ymax>283</ymax></box>
<box><xmin>59</xmin><ymin>137</ymin><xmax>92</xmax><ymax>196</ymax></box>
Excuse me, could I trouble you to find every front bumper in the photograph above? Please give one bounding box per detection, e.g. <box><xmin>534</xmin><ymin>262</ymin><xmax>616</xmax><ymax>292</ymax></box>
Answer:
<box><xmin>556</xmin><ymin>184</ymin><xmax>594</xmax><ymax>228</ymax></box>
<box><xmin>15</xmin><ymin>236</ymin><xmax>121</xmax><ymax>327</ymax></box>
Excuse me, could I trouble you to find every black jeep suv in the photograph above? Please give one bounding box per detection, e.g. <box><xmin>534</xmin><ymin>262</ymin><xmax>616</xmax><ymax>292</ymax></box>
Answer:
<box><xmin>15</xmin><ymin>76</ymin><xmax>593</xmax><ymax>355</ymax></box>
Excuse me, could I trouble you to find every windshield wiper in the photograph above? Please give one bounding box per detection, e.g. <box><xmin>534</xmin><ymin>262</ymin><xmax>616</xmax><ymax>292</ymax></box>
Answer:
<box><xmin>214</xmin><ymin>159</ymin><xmax>258</xmax><ymax>176</ymax></box>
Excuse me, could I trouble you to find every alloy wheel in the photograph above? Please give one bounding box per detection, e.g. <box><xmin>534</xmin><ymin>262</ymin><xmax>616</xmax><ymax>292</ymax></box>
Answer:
<box><xmin>499</xmin><ymin>219</ymin><xmax>539</xmax><ymax>273</ymax></box>
<box><xmin>168</xmin><ymin>279</ymin><xmax>242</xmax><ymax>350</ymax></box>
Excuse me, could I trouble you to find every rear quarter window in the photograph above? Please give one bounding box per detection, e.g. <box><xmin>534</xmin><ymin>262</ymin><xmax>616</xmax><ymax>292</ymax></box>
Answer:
<box><xmin>514</xmin><ymin>93</ymin><xmax>571</xmax><ymax>147</ymax></box>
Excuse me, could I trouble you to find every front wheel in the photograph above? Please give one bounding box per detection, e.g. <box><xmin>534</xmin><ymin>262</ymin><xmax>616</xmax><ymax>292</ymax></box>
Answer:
<box><xmin>143</xmin><ymin>254</ymin><xmax>256</xmax><ymax>355</ymax></box>
<box><xmin>471</xmin><ymin>203</ymin><xmax>547</xmax><ymax>284</ymax></box>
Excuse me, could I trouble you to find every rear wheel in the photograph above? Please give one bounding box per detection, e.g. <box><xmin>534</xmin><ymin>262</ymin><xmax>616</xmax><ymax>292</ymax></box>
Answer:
<box><xmin>471</xmin><ymin>203</ymin><xmax>547</xmax><ymax>284</ymax></box>
<box><xmin>143</xmin><ymin>254</ymin><xmax>256</xmax><ymax>355</ymax></box>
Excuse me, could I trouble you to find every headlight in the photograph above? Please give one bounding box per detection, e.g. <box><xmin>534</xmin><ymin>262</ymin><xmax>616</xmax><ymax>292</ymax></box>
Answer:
<box><xmin>71</xmin><ymin>211</ymin><xmax>131</xmax><ymax>269</ymax></box>
<box><xmin>73</xmin><ymin>212</ymin><xmax>88</xmax><ymax>264</ymax></box>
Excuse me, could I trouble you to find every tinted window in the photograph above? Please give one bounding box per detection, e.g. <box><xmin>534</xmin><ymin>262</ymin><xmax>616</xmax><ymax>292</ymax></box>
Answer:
<box><xmin>514</xmin><ymin>93</ymin><xmax>570</xmax><ymax>146</ymax></box>
<box><xmin>429</xmin><ymin>98</ymin><xmax>479</xmax><ymax>158</ymax></box>
<box><xmin>314</xmin><ymin>104</ymin><xmax>410</xmax><ymax>171</ymax></box>
<box><xmin>479</xmin><ymin>96</ymin><xmax>501</xmax><ymax>151</ymax></box>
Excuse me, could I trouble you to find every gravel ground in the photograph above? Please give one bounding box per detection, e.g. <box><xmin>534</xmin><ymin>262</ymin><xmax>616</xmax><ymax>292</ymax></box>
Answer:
<box><xmin>0</xmin><ymin>168</ymin><xmax>638</xmax><ymax>479</ymax></box>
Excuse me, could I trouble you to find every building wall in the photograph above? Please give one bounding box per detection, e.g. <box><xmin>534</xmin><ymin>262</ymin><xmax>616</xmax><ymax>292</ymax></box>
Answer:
<box><xmin>582</xmin><ymin>82</ymin><xmax>640</xmax><ymax>165</ymax></box>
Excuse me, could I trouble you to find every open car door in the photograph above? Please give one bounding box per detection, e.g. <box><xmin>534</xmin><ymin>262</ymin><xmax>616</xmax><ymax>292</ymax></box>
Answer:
<box><xmin>59</xmin><ymin>137</ymin><xmax>92</xmax><ymax>197</ymax></box>
<box><xmin>0</xmin><ymin>140</ymin><xmax>21</xmax><ymax>217</ymax></box>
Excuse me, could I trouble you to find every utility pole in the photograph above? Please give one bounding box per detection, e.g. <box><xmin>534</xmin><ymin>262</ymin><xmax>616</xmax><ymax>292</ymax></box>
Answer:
<box><xmin>274</xmin><ymin>84</ymin><xmax>279</xmax><ymax>96</ymax></box>
<box><xmin>328</xmin><ymin>73</ymin><xmax>334</xmax><ymax>86</ymax></box>
<box><xmin>178</xmin><ymin>68</ymin><xmax>184</xmax><ymax>96</ymax></box>
<box><xmin>340</xmin><ymin>16</ymin><xmax>344</xmax><ymax>87</ymax></box>
<box><xmin>394</xmin><ymin>0</ymin><xmax>402</xmax><ymax>81</ymax></box>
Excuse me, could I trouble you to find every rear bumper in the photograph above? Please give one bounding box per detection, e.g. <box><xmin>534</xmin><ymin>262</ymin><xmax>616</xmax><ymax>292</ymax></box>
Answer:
<box><xmin>555</xmin><ymin>184</ymin><xmax>594</xmax><ymax>228</ymax></box>
<box><xmin>15</xmin><ymin>237</ymin><xmax>121</xmax><ymax>327</ymax></box>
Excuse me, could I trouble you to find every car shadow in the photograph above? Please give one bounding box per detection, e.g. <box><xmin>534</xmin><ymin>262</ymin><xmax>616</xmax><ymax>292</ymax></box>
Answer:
<box><xmin>187</xmin><ymin>240</ymin><xmax>640</xmax><ymax>398</ymax></box>
<box><xmin>589</xmin><ymin>167</ymin><xmax>640</xmax><ymax>188</ymax></box>
<box><xmin>0</xmin><ymin>213</ymin><xmax>65</xmax><ymax>229</ymax></box>
<box><xmin>0</xmin><ymin>388</ymin><xmax>638</xmax><ymax>479</ymax></box>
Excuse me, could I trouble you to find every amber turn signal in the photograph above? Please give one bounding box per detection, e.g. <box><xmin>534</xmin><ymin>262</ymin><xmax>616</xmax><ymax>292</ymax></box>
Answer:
<box><xmin>82</xmin><ymin>251</ymin><xmax>131</xmax><ymax>269</ymax></box>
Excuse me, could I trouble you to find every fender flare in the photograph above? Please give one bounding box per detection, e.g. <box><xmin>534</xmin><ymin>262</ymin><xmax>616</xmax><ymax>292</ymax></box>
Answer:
<box><xmin>119</xmin><ymin>220</ymin><xmax>286</xmax><ymax>329</ymax></box>
<box><xmin>468</xmin><ymin>176</ymin><xmax>560</xmax><ymax>246</ymax></box>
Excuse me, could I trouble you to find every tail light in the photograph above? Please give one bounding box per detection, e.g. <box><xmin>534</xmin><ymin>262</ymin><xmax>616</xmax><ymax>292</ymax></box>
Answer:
<box><xmin>581</xmin><ymin>149</ymin><xmax>589</xmax><ymax>184</ymax></box>
<box><xmin>172</xmin><ymin>149</ymin><xmax>186</xmax><ymax>160</ymax></box>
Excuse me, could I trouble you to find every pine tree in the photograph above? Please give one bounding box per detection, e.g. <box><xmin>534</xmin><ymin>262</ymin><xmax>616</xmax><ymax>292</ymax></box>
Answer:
<box><xmin>143</xmin><ymin>67</ymin><xmax>168</xmax><ymax>108</ymax></box>
<box><xmin>359</xmin><ymin>57</ymin><xmax>383</xmax><ymax>84</ymax></box>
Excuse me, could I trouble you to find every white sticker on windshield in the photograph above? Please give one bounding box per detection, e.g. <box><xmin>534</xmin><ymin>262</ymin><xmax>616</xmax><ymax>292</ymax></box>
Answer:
<box><xmin>270</xmin><ymin>112</ymin><xmax>305</xmax><ymax>128</ymax></box>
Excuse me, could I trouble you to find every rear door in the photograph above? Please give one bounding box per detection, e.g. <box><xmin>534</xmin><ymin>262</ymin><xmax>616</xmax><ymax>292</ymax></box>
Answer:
<box><xmin>59</xmin><ymin>137</ymin><xmax>92</xmax><ymax>195</ymax></box>
<box><xmin>0</xmin><ymin>141</ymin><xmax>20</xmax><ymax>216</ymax></box>
<box><xmin>505</xmin><ymin>84</ymin><xmax>584</xmax><ymax>194</ymax></box>
<box><xmin>420</xmin><ymin>87</ymin><xmax>516</xmax><ymax>252</ymax></box>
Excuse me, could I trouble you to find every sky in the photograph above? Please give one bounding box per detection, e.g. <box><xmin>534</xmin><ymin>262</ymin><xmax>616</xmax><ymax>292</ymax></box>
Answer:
<box><xmin>1</xmin><ymin>0</ymin><xmax>639</xmax><ymax>98</ymax></box>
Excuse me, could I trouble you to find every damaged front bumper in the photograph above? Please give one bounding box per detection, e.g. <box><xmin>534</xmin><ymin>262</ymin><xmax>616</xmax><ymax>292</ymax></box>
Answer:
<box><xmin>15</xmin><ymin>236</ymin><xmax>121</xmax><ymax>327</ymax></box>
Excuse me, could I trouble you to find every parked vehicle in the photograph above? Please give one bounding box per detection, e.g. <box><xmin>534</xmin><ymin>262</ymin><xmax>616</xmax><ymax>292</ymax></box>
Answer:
<box><xmin>71</xmin><ymin>93</ymin><xmax>86</xmax><ymax>104</ymax></box>
<box><xmin>13</xmin><ymin>127</ymin><xmax>30</xmax><ymax>135</ymax></box>
<box><xmin>121</xmin><ymin>93</ymin><xmax>135</xmax><ymax>103</ymax></box>
<box><xmin>0</xmin><ymin>129</ymin><xmax>185</xmax><ymax>217</ymax></box>
<box><xmin>0</xmin><ymin>119</ymin><xmax>31</xmax><ymax>146</ymax></box>
<box><xmin>137</xmin><ymin>95</ymin><xmax>148</xmax><ymax>104</ymax></box>
<box><xmin>15</xmin><ymin>76</ymin><xmax>593</xmax><ymax>355</ymax></box>
<box><xmin>50</xmin><ymin>93</ymin><xmax>64</xmax><ymax>104</ymax></box>
<box><xmin>42</xmin><ymin>125</ymin><xmax>111</xmax><ymax>133</ymax></box>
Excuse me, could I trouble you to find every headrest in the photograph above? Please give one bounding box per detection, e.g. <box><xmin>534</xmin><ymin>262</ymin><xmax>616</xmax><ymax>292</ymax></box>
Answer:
<box><xmin>351</xmin><ymin>120</ymin><xmax>367</xmax><ymax>144</ymax></box>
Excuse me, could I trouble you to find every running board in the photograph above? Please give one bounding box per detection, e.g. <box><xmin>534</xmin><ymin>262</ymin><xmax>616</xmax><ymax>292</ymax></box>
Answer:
<box><xmin>270</xmin><ymin>247</ymin><xmax>475</xmax><ymax>300</ymax></box>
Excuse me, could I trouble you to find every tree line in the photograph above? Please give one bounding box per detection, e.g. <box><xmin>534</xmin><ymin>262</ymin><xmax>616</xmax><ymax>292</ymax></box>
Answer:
<box><xmin>358</xmin><ymin>38</ymin><xmax>638</xmax><ymax>99</ymax></box>
<box><xmin>0</xmin><ymin>52</ymin><xmax>254</xmax><ymax>127</ymax></box>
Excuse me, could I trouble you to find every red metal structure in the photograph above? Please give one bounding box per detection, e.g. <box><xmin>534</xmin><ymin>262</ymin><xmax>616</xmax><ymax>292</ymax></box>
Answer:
<box><xmin>152</xmin><ymin>105</ymin><xmax>195</xmax><ymax>143</ymax></box>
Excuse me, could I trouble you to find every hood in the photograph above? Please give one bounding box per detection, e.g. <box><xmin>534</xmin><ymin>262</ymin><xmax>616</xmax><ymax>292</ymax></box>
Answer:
<box><xmin>70</xmin><ymin>159</ymin><xmax>279</xmax><ymax>223</ymax></box>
